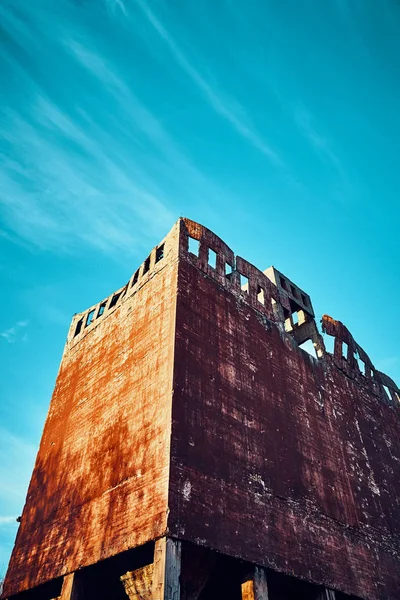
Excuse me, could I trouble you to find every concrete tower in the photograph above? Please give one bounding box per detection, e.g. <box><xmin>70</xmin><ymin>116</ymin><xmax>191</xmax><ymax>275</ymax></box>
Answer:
<box><xmin>3</xmin><ymin>218</ymin><xmax>400</xmax><ymax>600</ymax></box>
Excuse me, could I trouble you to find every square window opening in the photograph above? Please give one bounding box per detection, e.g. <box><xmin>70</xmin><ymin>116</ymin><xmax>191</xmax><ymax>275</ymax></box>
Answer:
<box><xmin>292</xmin><ymin>311</ymin><xmax>299</xmax><ymax>325</ymax></box>
<box><xmin>208</xmin><ymin>248</ymin><xmax>217</xmax><ymax>269</ymax></box>
<box><xmin>342</xmin><ymin>341</ymin><xmax>349</xmax><ymax>360</ymax></box>
<box><xmin>155</xmin><ymin>244</ymin><xmax>164</xmax><ymax>263</ymax></box>
<box><xmin>290</xmin><ymin>285</ymin><xmax>298</xmax><ymax>298</ymax></box>
<box><xmin>225</xmin><ymin>262</ymin><xmax>233</xmax><ymax>279</ymax></box>
<box><xmin>132</xmin><ymin>270</ymin><xmax>139</xmax><ymax>287</ymax></box>
<box><xmin>301</xmin><ymin>294</ymin><xmax>308</xmax><ymax>307</ymax></box>
<box><xmin>257</xmin><ymin>286</ymin><xmax>265</xmax><ymax>305</ymax></box>
<box><xmin>240</xmin><ymin>273</ymin><xmax>249</xmax><ymax>293</ymax></box>
<box><xmin>74</xmin><ymin>318</ymin><xmax>83</xmax><ymax>337</ymax></box>
<box><xmin>109</xmin><ymin>292</ymin><xmax>121</xmax><ymax>309</ymax></box>
<box><xmin>382</xmin><ymin>385</ymin><xmax>392</xmax><ymax>400</ymax></box>
<box><xmin>188</xmin><ymin>236</ymin><xmax>200</xmax><ymax>257</ymax></box>
<box><xmin>85</xmin><ymin>309</ymin><xmax>96</xmax><ymax>328</ymax></box>
<box><xmin>143</xmin><ymin>255</ymin><xmax>151</xmax><ymax>275</ymax></box>
<box><xmin>98</xmin><ymin>302</ymin><xmax>107</xmax><ymax>318</ymax></box>
<box><xmin>355</xmin><ymin>351</ymin><xmax>365</xmax><ymax>375</ymax></box>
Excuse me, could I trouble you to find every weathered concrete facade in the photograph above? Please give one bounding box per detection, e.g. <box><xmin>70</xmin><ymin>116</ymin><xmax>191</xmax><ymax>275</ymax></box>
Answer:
<box><xmin>3</xmin><ymin>218</ymin><xmax>400</xmax><ymax>600</ymax></box>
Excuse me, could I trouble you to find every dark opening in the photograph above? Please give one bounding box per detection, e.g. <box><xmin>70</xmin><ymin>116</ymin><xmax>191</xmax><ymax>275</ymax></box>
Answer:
<box><xmin>267</xmin><ymin>569</ymin><xmax>321</xmax><ymax>600</ymax></box>
<box><xmin>85</xmin><ymin>309</ymin><xmax>96</xmax><ymax>328</ymax></box>
<box><xmin>132</xmin><ymin>270</ymin><xmax>139</xmax><ymax>286</ymax></box>
<box><xmin>98</xmin><ymin>302</ymin><xmax>107</xmax><ymax>318</ymax></box>
<box><xmin>109</xmin><ymin>292</ymin><xmax>120</xmax><ymax>309</ymax></box>
<box><xmin>197</xmin><ymin>554</ymin><xmax>245</xmax><ymax>600</ymax></box>
<box><xmin>290</xmin><ymin>284</ymin><xmax>298</xmax><ymax>298</ymax></box>
<box><xmin>239</xmin><ymin>273</ymin><xmax>249</xmax><ymax>293</ymax></box>
<box><xmin>75</xmin><ymin>544</ymin><xmax>154</xmax><ymax>600</ymax></box>
<box><xmin>301</xmin><ymin>293</ymin><xmax>308</xmax><ymax>307</ymax></box>
<box><xmin>208</xmin><ymin>248</ymin><xmax>217</xmax><ymax>269</ymax></box>
<box><xmin>155</xmin><ymin>244</ymin><xmax>165</xmax><ymax>262</ymax></box>
<box><xmin>188</xmin><ymin>236</ymin><xmax>200</xmax><ymax>257</ymax></box>
<box><xmin>279</xmin><ymin>276</ymin><xmax>287</xmax><ymax>291</ymax></box>
<box><xmin>74</xmin><ymin>318</ymin><xmax>83</xmax><ymax>337</ymax></box>
<box><xmin>6</xmin><ymin>578</ymin><xmax>63</xmax><ymax>600</ymax></box>
<box><xmin>143</xmin><ymin>255</ymin><xmax>151</xmax><ymax>275</ymax></box>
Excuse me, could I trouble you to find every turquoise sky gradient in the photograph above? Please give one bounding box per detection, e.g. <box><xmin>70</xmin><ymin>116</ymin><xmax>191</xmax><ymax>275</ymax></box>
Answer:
<box><xmin>1</xmin><ymin>0</ymin><xmax>399</xmax><ymax>575</ymax></box>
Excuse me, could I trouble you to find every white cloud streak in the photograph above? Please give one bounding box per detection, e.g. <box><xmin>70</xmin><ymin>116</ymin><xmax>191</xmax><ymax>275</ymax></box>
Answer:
<box><xmin>0</xmin><ymin>321</ymin><xmax>28</xmax><ymax>344</ymax></box>
<box><xmin>133</xmin><ymin>0</ymin><xmax>283</xmax><ymax>166</ymax></box>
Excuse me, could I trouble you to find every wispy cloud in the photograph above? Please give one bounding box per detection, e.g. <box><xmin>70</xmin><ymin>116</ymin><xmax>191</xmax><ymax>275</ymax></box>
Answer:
<box><xmin>0</xmin><ymin>321</ymin><xmax>28</xmax><ymax>344</ymax></box>
<box><xmin>133</xmin><ymin>0</ymin><xmax>282</xmax><ymax>166</ymax></box>
<box><xmin>0</xmin><ymin>517</ymin><xmax>16</xmax><ymax>526</ymax></box>
<box><xmin>292</xmin><ymin>103</ymin><xmax>346</xmax><ymax>177</ymax></box>
<box><xmin>0</xmin><ymin>1</ymin><xmax>246</xmax><ymax>255</ymax></box>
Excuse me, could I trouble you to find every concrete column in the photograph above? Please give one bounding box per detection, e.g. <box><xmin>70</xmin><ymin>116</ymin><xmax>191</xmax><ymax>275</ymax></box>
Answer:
<box><xmin>59</xmin><ymin>574</ymin><xmax>77</xmax><ymax>600</ymax></box>
<box><xmin>152</xmin><ymin>537</ymin><xmax>181</xmax><ymax>600</ymax></box>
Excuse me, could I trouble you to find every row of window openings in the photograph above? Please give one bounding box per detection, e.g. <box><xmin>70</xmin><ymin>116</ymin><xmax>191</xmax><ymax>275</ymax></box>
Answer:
<box><xmin>132</xmin><ymin>244</ymin><xmax>165</xmax><ymax>286</ymax></box>
<box><xmin>279</xmin><ymin>275</ymin><xmax>309</xmax><ymax>308</ymax></box>
<box><xmin>189</xmin><ymin>237</ymin><xmax>275</xmax><ymax>307</ymax></box>
<box><xmin>336</xmin><ymin>340</ymin><xmax>398</xmax><ymax>401</ymax></box>
<box><xmin>74</xmin><ymin>245</ymin><xmax>165</xmax><ymax>337</ymax></box>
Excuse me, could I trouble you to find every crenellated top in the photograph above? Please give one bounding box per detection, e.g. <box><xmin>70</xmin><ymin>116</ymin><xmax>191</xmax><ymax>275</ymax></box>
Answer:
<box><xmin>66</xmin><ymin>231</ymin><xmax>170</xmax><ymax>347</ymax></box>
<box><xmin>65</xmin><ymin>217</ymin><xmax>399</xmax><ymax>409</ymax></box>
<box><xmin>180</xmin><ymin>217</ymin><xmax>290</xmax><ymax>324</ymax></box>
<box><xmin>322</xmin><ymin>315</ymin><xmax>400</xmax><ymax>406</ymax></box>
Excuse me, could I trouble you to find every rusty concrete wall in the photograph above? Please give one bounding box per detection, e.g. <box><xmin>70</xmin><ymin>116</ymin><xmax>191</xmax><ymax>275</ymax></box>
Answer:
<box><xmin>168</xmin><ymin>219</ymin><xmax>400</xmax><ymax>600</ymax></box>
<box><xmin>4</xmin><ymin>222</ymin><xmax>180</xmax><ymax>598</ymax></box>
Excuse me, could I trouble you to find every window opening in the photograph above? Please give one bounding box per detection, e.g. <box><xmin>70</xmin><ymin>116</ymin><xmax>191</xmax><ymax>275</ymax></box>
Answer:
<box><xmin>86</xmin><ymin>309</ymin><xmax>96</xmax><ymax>327</ymax></box>
<box><xmin>225</xmin><ymin>262</ymin><xmax>233</xmax><ymax>279</ymax></box>
<box><xmin>279</xmin><ymin>276</ymin><xmax>287</xmax><ymax>290</ymax></box>
<box><xmin>74</xmin><ymin>318</ymin><xmax>83</xmax><ymax>337</ymax></box>
<box><xmin>299</xmin><ymin>339</ymin><xmax>317</xmax><ymax>358</ymax></box>
<box><xmin>355</xmin><ymin>351</ymin><xmax>365</xmax><ymax>375</ymax></box>
<box><xmin>290</xmin><ymin>285</ymin><xmax>298</xmax><ymax>298</ymax></box>
<box><xmin>132</xmin><ymin>270</ymin><xmax>139</xmax><ymax>286</ymax></box>
<box><xmin>301</xmin><ymin>294</ymin><xmax>308</xmax><ymax>307</ymax></box>
<box><xmin>342</xmin><ymin>341</ymin><xmax>349</xmax><ymax>360</ymax></box>
<box><xmin>188</xmin><ymin>236</ymin><xmax>200</xmax><ymax>256</ymax></box>
<box><xmin>143</xmin><ymin>255</ymin><xmax>151</xmax><ymax>275</ymax></box>
<box><xmin>257</xmin><ymin>286</ymin><xmax>265</xmax><ymax>305</ymax></box>
<box><xmin>324</xmin><ymin>334</ymin><xmax>334</xmax><ymax>354</ymax></box>
<box><xmin>292</xmin><ymin>311</ymin><xmax>299</xmax><ymax>325</ymax></box>
<box><xmin>155</xmin><ymin>244</ymin><xmax>164</xmax><ymax>263</ymax></box>
<box><xmin>382</xmin><ymin>385</ymin><xmax>392</xmax><ymax>401</ymax></box>
<box><xmin>109</xmin><ymin>292</ymin><xmax>120</xmax><ymax>309</ymax></box>
<box><xmin>240</xmin><ymin>273</ymin><xmax>249</xmax><ymax>293</ymax></box>
<box><xmin>98</xmin><ymin>302</ymin><xmax>107</xmax><ymax>318</ymax></box>
<box><xmin>208</xmin><ymin>248</ymin><xmax>217</xmax><ymax>269</ymax></box>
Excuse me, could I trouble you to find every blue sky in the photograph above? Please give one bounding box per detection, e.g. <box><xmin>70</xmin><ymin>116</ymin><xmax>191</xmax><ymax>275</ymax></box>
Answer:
<box><xmin>1</xmin><ymin>0</ymin><xmax>400</xmax><ymax>576</ymax></box>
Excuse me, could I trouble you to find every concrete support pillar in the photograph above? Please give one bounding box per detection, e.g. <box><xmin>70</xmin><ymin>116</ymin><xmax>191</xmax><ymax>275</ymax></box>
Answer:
<box><xmin>242</xmin><ymin>566</ymin><xmax>269</xmax><ymax>600</ymax></box>
<box><xmin>152</xmin><ymin>537</ymin><xmax>181</xmax><ymax>600</ymax></box>
<box><xmin>59</xmin><ymin>574</ymin><xmax>77</xmax><ymax>600</ymax></box>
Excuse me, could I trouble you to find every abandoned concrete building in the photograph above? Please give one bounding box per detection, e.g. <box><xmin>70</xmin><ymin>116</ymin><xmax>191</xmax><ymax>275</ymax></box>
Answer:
<box><xmin>2</xmin><ymin>218</ymin><xmax>400</xmax><ymax>600</ymax></box>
